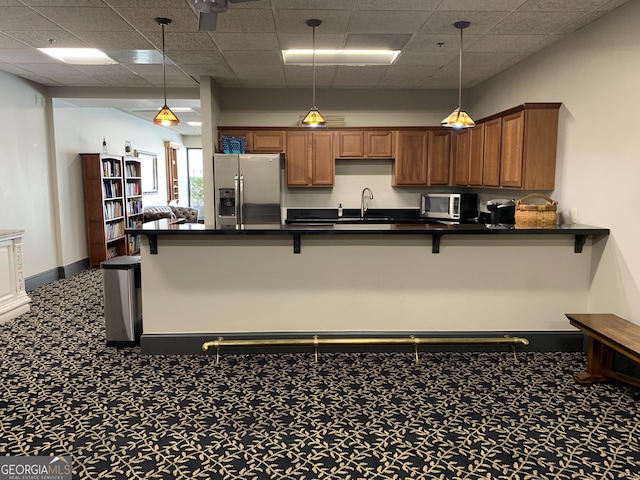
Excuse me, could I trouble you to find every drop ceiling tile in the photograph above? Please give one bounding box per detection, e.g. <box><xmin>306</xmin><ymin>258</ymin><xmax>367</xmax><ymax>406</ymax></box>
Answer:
<box><xmin>598</xmin><ymin>0</ymin><xmax>633</xmax><ymax>10</ymax></box>
<box><xmin>555</xmin><ymin>11</ymin><xmax>605</xmax><ymax>34</ymax></box>
<box><xmin>405</xmin><ymin>33</ymin><xmax>479</xmax><ymax>52</ymax></box>
<box><xmin>344</xmin><ymin>34</ymin><xmax>412</xmax><ymax>50</ymax></box>
<box><xmin>0</xmin><ymin>7</ymin><xmax>63</xmax><ymax>30</ymax></box>
<box><xmin>224</xmin><ymin>50</ymin><xmax>283</xmax><ymax>66</ymax></box>
<box><xmin>155</xmin><ymin>32</ymin><xmax>220</xmax><ymax>52</ymax></box>
<box><xmin>272</xmin><ymin>0</ymin><xmax>355</xmax><ymax>9</ymax></box>
<box><xmin>274</xmin><ymin>10</ymin><xmax>350</xmax><ymax>34</ymax></box>
<box><xmin>91</xmin><ymin>74</ymin><xmax>156</xmax><ymax>87</ymax></box>
<box><xmin>468</xmin><ymin>34</ymin><xmax>549</xmax><ymax>52</ymax></box>
<box><xmin>213</xmin><ymin>9</ymin><xmax>277</xmax><ymax>33</ymax></box>
<box><xmin>333</xmin><ymin>65</ymin><xmax>388</xmax><ymax>86</ymax></box>
<box><xmin>378</xmin><ymin>76</ymin><xmax>427</xmax><ymax>88</ymax></box>
<box><xmin>32</xmin><ymin>7</ymin><xmax>138</xmax><ymax>32</ymax></box>
<box><xmin>393</xmin><ymin>50</ymin><xmax>458</xmax><ymax>66</ymax></box>
<box><xmin>0</xmin><ymin>33</ymin><xmax>32</xmax><ymax>48</ymax></box>
<box><xmin>492</xmin><ymin>10</ymin><xmax>587</xmax><ymax>34</ymax></box>
<box><xmin>348</xmin><ymin>11</ymin><xmax>433</xmax><ymax>34</ymax></box>
<box><xmin>355</xmin><ymin>0</ymin><xmax>440</xmax><ymax>11</ymax></box>
<box><xmin>436</xmin><ymin>0</ymin><xmax>526</xmax><ymax>11</ymax></box>
<box><xmin>73</xmin><ymin>31</ymin><xmax>155</xmax><ymax>50</ymax></box>
<box><xmin>134</xmin><ymin>74</ymin><xmax>198</xmax><ymax>88</ymax></box>
<box><xmin>211</xmin><ymin>33</ymin><xmax>279</xmax><ymax>50</ymax></box>
<box><xmin>0</xmin><ymin>0</ymin><xmax>23</xmax><ymax>5</ymax></box>
<box><xmin>420</xmin><ymin>10</ymin><xmax>511</xmax><ymax>34</ymax></box>
<box><xmin>166</xmin><ymin>50</ymin><xmax>227</xmax><ymax>65</ymax></box>
<box><xmin>277</xmin><ymin>33</ymin><xmax>346</xmax><ymax>50</ymax></box>
<box><xmin>284</xmin><ymin>65</ymin><xmax>337</xmax><ymax>86</ymax></box>
<box><xmin>19</xmin><ymin>0</ymin><xmax>106</xmax><ymax>5</ymax></box>
<box><xmin>518</xmin><ymin>0</ymin><xmax>610</xmax><ymax>11</ymax></box>
<box><xmin>70</xmin><ymin>63</ymin><xmax>134</xmax><ymax>75</ymax></box>
<box><xmin>108</xmin><ymin>8</ymin><xmax>197</xmax><ymax>33</ymax></box>
<box><xmin>8</xmin><ymin>71</ymin><xmax>64</xmax><ymax>86</ymax></box>
<box><xmin>6</xmin><ymin>30</ymin><xmax>89</xmax><ymax>48</ymax></box>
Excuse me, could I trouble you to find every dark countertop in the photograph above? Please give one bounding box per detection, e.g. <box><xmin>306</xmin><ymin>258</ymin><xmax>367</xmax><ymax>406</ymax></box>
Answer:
<box><xmin>128</xmin><ymin>220</ymin><xmax>609</xmax><ymax>236</ymax></box>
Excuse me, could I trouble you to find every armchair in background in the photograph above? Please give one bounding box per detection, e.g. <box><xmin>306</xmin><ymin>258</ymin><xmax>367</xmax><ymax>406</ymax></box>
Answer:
<box><xmin>143</xmin><ymin>206</ymin><xmax>198</xmax><ymax>224</ymax></box>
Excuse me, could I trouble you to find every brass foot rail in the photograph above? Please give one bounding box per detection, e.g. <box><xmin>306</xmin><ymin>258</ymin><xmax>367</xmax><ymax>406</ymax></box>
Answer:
<box><xmin>202</xmin><ymin>335</ymin><xmax>530</xmax><ymax>365</ymax></box>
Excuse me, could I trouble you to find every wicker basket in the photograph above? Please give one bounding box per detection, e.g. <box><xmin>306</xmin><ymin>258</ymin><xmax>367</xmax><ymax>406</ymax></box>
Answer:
<box><xmin>515</xmin><ymin>193</ymin><xmax>558</xmax><ymax>228</ymax></box>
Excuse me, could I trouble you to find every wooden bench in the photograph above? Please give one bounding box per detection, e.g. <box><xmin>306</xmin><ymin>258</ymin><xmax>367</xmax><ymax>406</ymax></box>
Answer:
<box><xmin>566</xmin><ymin>313</ymin><xmax>640</xmax><ymax>387</ymax></box>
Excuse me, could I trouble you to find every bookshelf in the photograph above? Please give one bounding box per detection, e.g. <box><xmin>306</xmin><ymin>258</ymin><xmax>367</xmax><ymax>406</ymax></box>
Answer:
<box><xmin>124</xmin><ymin>156</ymin><xmax>143</xmax><ymax>255</ymax></box>
<box><xmin>81</xmin><ymin>153</ymin><xmax>127</xmax><ymax>267</ymax></box>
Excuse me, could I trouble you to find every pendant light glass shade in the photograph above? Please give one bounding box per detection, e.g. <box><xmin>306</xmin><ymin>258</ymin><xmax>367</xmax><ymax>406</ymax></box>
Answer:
<box><xmin>442</xmin><ymin>21</ymin><xmax>474</xmax><ymax>129</ymax></box>
<box><xmin>153</xmin><ymin>17</ymin><xmax>179</xmax><ymax>126</ymax></box>
<box><xmin>301</xmin><ymin>19</ymin><xmax>326</xmax><ymax>127</ymax></box>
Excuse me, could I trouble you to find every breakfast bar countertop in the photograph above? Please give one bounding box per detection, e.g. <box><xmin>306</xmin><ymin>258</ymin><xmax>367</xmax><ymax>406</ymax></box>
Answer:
<box><xmin>126</xmin><ymin>219</ymin><xmax>610</xmax><ymax>255</ymax></box>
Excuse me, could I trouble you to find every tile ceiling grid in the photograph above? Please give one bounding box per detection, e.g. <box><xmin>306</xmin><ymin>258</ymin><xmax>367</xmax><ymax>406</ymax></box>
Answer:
<box><xmin>0</xmin><ymin>0</ymin><xmax>633</xmax><ymax>132</ymax></box>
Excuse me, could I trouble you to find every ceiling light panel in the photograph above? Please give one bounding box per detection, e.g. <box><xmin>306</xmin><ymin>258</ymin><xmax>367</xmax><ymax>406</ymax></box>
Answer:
<box><xmin>37</xmin><ymin>48</ymin><xmax>117</xmax><ymax>65</ymax></box>
<box><xmin>282</xmin><ymin>49</ymin><xmax>401</xmax><ymax>66</ymax></box>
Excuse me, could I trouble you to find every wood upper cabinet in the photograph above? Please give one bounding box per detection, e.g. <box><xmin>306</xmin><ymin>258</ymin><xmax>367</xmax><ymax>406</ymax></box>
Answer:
<box><xmin>468</xmin><ymin>124</ymin><xmax>485</xmax><ymax>186</ymax></box>
<box><xmin>499</xmin><ymin>104</ymin><xmax>560</xmax><ymax>189</ymax></box>
<box><xmin>428</xmin><ymin>130</ymin><xmax>451</xmax><ymax>185</ymax></box>
<box><xmin>218</xmin><ymin>130</ymin><xmax>284</xmax><ymax>153</ymax></box>
<box><xmin>285</xmin><ymin>131</ymin><xmax>334</xmax><ymax>186</ymax></box>
<box><xmin>335</xmin><ymin>130</ymin><xmax>393</xmax><ymax>158</ymax></box>
<box><xmin>393</xmin><ymin>130</ymin><xmax>428</xmax><ymax>185</ymax></box>
<box><xmin>452</xmin><ymin>129</ymin><xmax>470</xmax><ymax>186</ymax></box>
<box><xmin>252</xmin><ymin>131</ymin><xmax>284</xmax><ymax>152</ymax></box>
<box><xmin>482</xmin><ymin>118</ymin><xmax>502</xmax><ymax>187</ymax></box>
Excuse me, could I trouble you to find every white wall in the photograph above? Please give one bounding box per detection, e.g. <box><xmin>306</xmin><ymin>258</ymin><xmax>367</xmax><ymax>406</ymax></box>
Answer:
<box><xmin>0</xmin><ymin>71</ymin><xmax>57</xmax><ymax>277</ymax></box>
<box><xmin>469</xmin><ymin>0</ymin><xmax>640</xmax><ymax>322</ymax></box>
<box><xmin>52</xmin><ymin>101</ymin><xmax>187</xmax><ymax>268</ymax></box>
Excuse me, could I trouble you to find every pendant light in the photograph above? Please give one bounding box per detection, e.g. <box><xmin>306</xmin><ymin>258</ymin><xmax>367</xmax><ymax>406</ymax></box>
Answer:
<box><xmin>153</xmin><ymin>17</ymin><xmax>180</xmax><ymax>126</ymax></box>
<box><xmin>441</xmin><ymin>21</ymin><xmax>475</xmax><ymax>129</ymax></box>
<box><xmin>301</xmin><ymin>19</ymin><xmax>326</xmax><ymax>127</ymax></box>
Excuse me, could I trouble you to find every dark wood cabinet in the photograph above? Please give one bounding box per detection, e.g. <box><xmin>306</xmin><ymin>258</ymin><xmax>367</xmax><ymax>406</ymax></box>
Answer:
<box><xmin>335</xmin><ymin>130</ymin><xmax>394</xmax><ymax>158</ymax></box>
<box><xmin>393</xmin><ymin>130</ymin><xmax>428</xmax><ymax>185</ymax></box>
<box><xmin>285</xmin><ymin>131</ymin><xmax>334</xmax><ymax>186</ymax></box>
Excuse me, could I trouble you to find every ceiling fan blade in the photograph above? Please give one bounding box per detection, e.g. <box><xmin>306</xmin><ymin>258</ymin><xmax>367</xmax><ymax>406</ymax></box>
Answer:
<box><xmin>198</xmin><ymin>11</ymin><xmax>219</xmax><ymax>31</ymax></box>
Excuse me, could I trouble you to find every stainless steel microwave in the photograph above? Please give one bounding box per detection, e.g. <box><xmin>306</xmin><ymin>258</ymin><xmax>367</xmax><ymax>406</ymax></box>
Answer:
<box><xmin>420</xmin><ymin>193</ymin><xmax>478</xmax><ymax>221</ymax></box>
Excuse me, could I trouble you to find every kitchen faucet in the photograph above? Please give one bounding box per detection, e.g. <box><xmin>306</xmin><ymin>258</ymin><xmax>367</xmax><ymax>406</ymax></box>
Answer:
<box><xmin>361</xmin><ymin>187</ymin><xmax>374</xmax><ymax>217</ymax></box>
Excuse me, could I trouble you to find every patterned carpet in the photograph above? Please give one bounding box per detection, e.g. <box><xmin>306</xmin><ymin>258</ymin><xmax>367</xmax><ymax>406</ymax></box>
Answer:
<box><xmin>1</xmin><ymin>269</ymin><xmax>639</xmax><ymax>480</ymax></box>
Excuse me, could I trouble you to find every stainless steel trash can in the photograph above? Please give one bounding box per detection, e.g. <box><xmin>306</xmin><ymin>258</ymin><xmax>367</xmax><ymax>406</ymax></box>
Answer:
<box><xmin>101</xmin><ymin>255</ymin><xmax>142</xmax><ymax>347</ymax></box>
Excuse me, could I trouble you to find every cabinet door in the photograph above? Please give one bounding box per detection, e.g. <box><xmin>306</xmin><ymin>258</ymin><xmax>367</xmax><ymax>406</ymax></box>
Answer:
<box><xmin>428</xmin><ymin>130</ymin><xmax>451</xmax><ymax>185</ymax></box>
<box><xmin>311</xmin><ymin>132</ymin><xmax>334</xmax><ymax>186</ymax></box>
<box><xmin>500</xmin><ymin>110</ymin><xmax>525</xmax><ymax>188</ymax></box>
<box><xmin>394</xmin><ymin>131</ymin><xmax>428</xmax><ymax>185</ymax></box>
<box><xmin>482</xmin><ymin>118</ymin><xmax>502</xmax><ymax>187</ymax></box>
<box><xmin>285</xmin><ymin>132</ymin><xmax>310</xmax><ymax>186</ymax></box>
<box><xmin>336</xmin><ymin>131</ymin><xmax>364</xmax><ymax>157</ymax></box>
<box><xmin>252</xmin><ymin>131</ymin><xmax>284</xmax><ymax>152</ymax></box>
<box><xmin>365</xmin><ymin>131</ymin><xmax>393</xmax><ymax>157</ymax></box>
<box><xmin>452</xmin><ymin>129</ymin><xmax>470</xmax><ymax>186</ymax></box>
<box><xmin>468</xmin><ymin>124</ymin><xmax>485</xmax><ymax>186</ymax></box>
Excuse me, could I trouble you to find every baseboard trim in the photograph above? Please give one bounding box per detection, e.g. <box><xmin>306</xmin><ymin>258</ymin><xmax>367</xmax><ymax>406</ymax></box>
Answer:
<box><xmin>25</xmin><ymin>258</ymin><xmax>90</xmax><ymax>291</ymax></box>
<box><xmin>140</xmin><ymin>331</ymin><xmax>585</xmax><ymax>355</ymax></box>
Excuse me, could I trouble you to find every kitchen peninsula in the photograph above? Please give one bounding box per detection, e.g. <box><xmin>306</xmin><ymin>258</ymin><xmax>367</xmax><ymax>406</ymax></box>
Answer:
<box><xmin>127</xmin><ymin>220</ymin><xmax>609</xmax><ymax>355</ymax></box>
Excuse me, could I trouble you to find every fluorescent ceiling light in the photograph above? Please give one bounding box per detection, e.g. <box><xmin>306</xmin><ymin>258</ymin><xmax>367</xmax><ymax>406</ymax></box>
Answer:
<box><xmin>187</xmin><ymin>121</ymin><xmax>202</xmax><ymax>127</ymax></box>
<box><xmin>37</xmin><ymin>48</ymin><xmax>117</xmax><ymax>65</ymax></box>
<box><xmin>282</xmin><ymin>49</ymin><xmax>400</xmax><ymax>66</ymax></box>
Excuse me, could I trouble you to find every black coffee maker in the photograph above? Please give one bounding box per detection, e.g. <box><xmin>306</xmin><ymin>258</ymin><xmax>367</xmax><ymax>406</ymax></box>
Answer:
<box><xmin>484</xmin><ymin>199</ymin><xmax>516</xmax><ymax>225</ymax></box>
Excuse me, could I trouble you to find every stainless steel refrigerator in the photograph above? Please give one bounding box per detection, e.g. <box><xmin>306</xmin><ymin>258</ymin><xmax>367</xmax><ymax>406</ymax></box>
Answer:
<box><xmin>213</xmin><ymin>153</ymin><xmax>282</xmax><ymax>229</ymax></box>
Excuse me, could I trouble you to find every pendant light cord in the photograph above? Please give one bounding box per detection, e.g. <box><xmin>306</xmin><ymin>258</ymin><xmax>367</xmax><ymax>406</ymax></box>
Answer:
<box><xmin>458</xmin><ymin>25</ymin><xmax>463</xmax><ymax>112</ymax></box>
<box><xmin>161</xmin><ymin>22</ymin><xmax>168</xmax><ymax>105</ymax></box>
<box><xmin>312</xmin><ymin>24</ymin><xmax>316</xmax><ymax>108</ymax></box>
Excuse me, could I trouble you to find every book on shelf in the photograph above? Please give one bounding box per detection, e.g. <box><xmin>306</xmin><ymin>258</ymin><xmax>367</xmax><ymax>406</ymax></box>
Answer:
<box><xmin>106</xmin><ymin>246</ymin><xmax>119</xmax><ymax>259</ymax></box>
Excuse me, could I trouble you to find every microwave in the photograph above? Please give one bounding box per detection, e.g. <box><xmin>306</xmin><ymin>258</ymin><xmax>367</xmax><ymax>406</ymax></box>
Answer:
<box><xmin>420</xmin><ymin>193</ymin><xmax>478</xmax><ymax>221</ymax></box>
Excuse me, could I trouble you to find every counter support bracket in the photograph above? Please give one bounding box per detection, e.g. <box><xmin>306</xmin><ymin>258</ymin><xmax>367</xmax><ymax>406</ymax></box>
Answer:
<box><xmin>432</xmin><ymin>234</ymin><xmax>442</xmax><ymax>254</ymax></box>
<box><xmin>575</xmin><ymin>235</ymin><xmax>587</xmax><ymax>253</ymax></box>
<box><xmin>293</xmin><ymin>234</ymin><xmax>301</xmax><ymax>254</ymax></box>
<box><xmin>149</xmin><ymin>235</ymin><xmax>158</xmax><ymax>255</ymax></box>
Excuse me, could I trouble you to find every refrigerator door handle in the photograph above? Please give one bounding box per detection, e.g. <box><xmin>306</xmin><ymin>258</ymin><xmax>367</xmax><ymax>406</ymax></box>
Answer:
<box><xmin>234</xmin><ymin>175</ymin><xmax>241</xmax><ymax>228</ymax></box>
<box><xmin>239</xmin><ymin>175</ymin><xmax>245</xmax><ymax>228</ymax></box>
